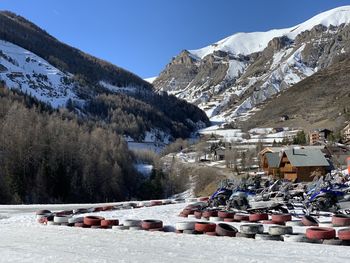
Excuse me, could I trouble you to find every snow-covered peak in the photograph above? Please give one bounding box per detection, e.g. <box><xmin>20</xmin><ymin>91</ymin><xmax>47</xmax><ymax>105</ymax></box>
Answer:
<box><xmin>190</xmin><ymin>5</ymin><xmax>350</xmax><ymax>58</ymax></box>
<box><xmin>144</xmin><ymin>76</ymin><xmax>157</xmax><ymax>84</ymax></box>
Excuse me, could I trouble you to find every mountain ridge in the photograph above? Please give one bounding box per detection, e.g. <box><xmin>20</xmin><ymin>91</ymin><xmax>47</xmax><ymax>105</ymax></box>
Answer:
<box><xmin>153</xmin><ymin>6</ymin><xmax>350</xmax><ymax>126</ymax></box>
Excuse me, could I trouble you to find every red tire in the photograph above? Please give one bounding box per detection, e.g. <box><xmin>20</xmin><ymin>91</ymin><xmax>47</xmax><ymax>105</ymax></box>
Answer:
<box><xmin>306</xmin><ymin>227</ymin><xmax>335</xmax><ymax>240</ymax></box>
<box><xmin>218</xmin><ymin>211</ymin><xmax>235</xmax><ymax>219</ymax></box>
<box><xmin>223</xmin><ymin>218</ymin><xmax>236</xmax><ymax>222</ymax></box>
<box><xmin>141</xmin><ymin>219</ymin><xmax>163</xmax><ymax>230</ymax></box>
<box><xmin>261</xmin><ymin>220</ymin><xmax>275</xmax><ymax>225</ymax></box>
<box><xmin>148</xmin><ymin>228</ymin><xmax>164</xmax><ymax>232</ymax></box>
<box><xmin>302</xmin><ymin>215</ymin><xmax>318</xmax><ymax>226</ymax></box>
<box><xmin>194</xmin><ymin>211</ymin><xmax>202</xmax><ymax>219</ymax></box>
<box><xmin>338</xmin><ymin>228</ymin><xmax>350</xmax><ymax>240</ymax></box>
<box><xmin>182</xmin><ymin>208</ymin><xmax>196</xmax><ymax>216</ymax></box>
<box><xmin>195</xmin><ymin>222</ymin><xmax>216</xmax><ymax>232</ymax></box>
<box><xmin>151</xmin><ymin>200</ymin><xmax>163</xmax><ymax>206</ymax></box>
<box><xmin>249</xmin><ymin>213</ymin><xmax>268</xmax><ymax>222</ymax></box>
<box><xmin>199</xmin><ymin>197</ymin><xmax>209</xmax><ymax>202</ymax></box>
<box><xmin>83</xmin><ymin>216</ymin><xmax>104</xmax><ymax>226</ymax></box>
<box><xmin>205</xmin><ymin>231</ymin><xmax>217</xmax><ymax>236</ymax></box>
<box><xmin>271</xmin><ymin>214</ymin><xmax>292</xmax><ymax>223</ymax></box>
<box><xmin>332</xmin><ymin>214</ymin><xmax>350</xmax><ymax>226</ymax></box>
<box><xmin>102</xmin><ymin>206</ymin><xmax>114</xmax><ymax>211</ymax></box>
<box><xmin>37</xmin><ymin>217</ymin><xmax>48</xmax><ymax>224</ymax></box>
<box><xmin>178</xmin><ymin>212</ymin><xmax>187</xmax><ymax>217</ymax></box>
<box><xmin>101</xmin><ymin>219</ymin><xmax>119</xmax><ymax>227</ymax></box>
<box><xmin>93</xmin><ymin>207</ymin><xmax>104</xmax><ymax>212</ymax></box>
<box><xmin>202</xmin><ymin>210</ymin><xmax>218</xmax><ymax>218</ymax></box>
<box><xmin>234</xmin><ymin>214</ymin><xmax>249</xmax><ymax>221</ymax></box>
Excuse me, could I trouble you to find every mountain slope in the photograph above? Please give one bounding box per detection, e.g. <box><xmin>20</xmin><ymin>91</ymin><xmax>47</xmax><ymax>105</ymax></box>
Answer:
<box><xmin>0</xmin><ymin>11</ymin><xmax>209</xmax><ymax>140</ymax></box>
<box><xmin>243</xmin><ymin>58</ymin><xmax>350</xmax><ymax>131</ymax></box>
<box><xmin>153</xmin><ymin>6</ymin><xmax>350</xmax><ymax>123</ymax></box>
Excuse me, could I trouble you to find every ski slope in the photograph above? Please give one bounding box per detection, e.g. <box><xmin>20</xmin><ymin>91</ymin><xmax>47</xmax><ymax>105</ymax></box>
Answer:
<box><xmin>0</xmin><ymin>202</ymin><xmax>350</xmax><ymax>263</ymax></box>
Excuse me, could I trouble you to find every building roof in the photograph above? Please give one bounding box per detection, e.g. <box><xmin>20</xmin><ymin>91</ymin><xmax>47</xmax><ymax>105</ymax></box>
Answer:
<box><xmin>282</xmin><ymin>148</ymin><xmax>329</xmax><ymax>167</ymax></box>
<box><xmin>265</xmin><ymin>152</ymin><xmax>280</xmax><ymax>168</ymax></box>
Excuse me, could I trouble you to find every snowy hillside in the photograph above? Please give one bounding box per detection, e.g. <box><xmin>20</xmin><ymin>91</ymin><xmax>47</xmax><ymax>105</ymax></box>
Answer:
<box><xmin>153</xmin><ymin>6</ymin><xmax>350</xmax><ymax>122</ymax></box>
<box><xmin>1</xmin><ymin>202</ymin><xmax>350</xmax><ymax>262</ymax></box>
<box><xmin>0</xmin><ymin>40</ymin><xmax>81</xmax><ymax>108</ymax></box>
<box><xmin>190</xmin><ymin>6</ymin><xmax>350</xmax><ymax>58</ymax></box>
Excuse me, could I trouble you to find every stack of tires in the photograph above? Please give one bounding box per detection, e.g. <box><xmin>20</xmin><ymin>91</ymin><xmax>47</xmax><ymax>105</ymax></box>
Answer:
<box><xmin>141</xmin><ymin>220</ymin><xmax>163</xmax><ymax>232</ymax></box>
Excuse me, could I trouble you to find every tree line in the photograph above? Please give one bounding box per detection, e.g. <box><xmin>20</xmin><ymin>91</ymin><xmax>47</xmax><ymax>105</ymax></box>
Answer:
<box><xmin>0</xmin><ymin>84</ymin><xmax>145</xmax><ymax>204</ymax></box>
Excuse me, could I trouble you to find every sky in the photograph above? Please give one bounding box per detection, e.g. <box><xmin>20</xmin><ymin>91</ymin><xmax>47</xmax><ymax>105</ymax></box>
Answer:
<box><xmin>1</xmin><ymin>0</ymin><xmax>350</xmax><ymax>78</ymax></box>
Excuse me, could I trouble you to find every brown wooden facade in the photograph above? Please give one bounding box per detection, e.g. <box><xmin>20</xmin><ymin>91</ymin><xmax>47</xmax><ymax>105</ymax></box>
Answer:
<box><xmin>279</xmin><ymin>152</ymin><xmax>326</xmax><ymax>182</ymax></box>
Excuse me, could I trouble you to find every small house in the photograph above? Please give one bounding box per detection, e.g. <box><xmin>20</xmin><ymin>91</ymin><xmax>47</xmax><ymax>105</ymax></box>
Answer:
<box><xmin>279</xmin><ymin>148</ymin><xmax>330</xmax><ymax>182</ymax></box>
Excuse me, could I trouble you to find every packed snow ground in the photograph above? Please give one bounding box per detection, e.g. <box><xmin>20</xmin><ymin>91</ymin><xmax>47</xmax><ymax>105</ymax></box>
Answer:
<box><xmin>1</xmin><ymin>202</ymin><xmax>350</xmax><ymax>263</ymax></box>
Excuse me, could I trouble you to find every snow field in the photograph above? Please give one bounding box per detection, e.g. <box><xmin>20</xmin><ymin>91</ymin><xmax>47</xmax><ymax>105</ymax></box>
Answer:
<box><xmin>1</xmin><ymin>201</ymin><xmax>350</xmax><ymax>262</ymax></box>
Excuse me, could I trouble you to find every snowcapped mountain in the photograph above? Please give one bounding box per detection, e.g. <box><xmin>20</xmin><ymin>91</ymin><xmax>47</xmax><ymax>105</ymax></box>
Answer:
<box><xmin>153</xmin><ymin>6</ymin><xmax>350</xmax><ymax>122</ymax></box>
<box><xmin>0</xmin><ymin>39</ymin><xmax>81</xmax><ymax>108</ymax></box>
<box><xmin>0</xmin><ymin>11</ymin><xmax>210</xmax><ymax>142</ymax></box>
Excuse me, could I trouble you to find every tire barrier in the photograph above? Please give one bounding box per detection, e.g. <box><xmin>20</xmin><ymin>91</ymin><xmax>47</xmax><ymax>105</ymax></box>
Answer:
<box><xmin>54</xmin><ymin>215</ymin><xmax>71</xmax><ymax>224</ymax></box>
<box><xmin>268</xmin><ymin>226</ymin><xmax>293</xmax><ymax>236</ymax></box>
<box><xmin>195</xmin><ymin>222</ymin><xmax>216</xmax><ymax>233</ymax></box>
<box><xmin>194</xmin><ymin>211</ymin><xmax>202</xmax><ymax>219</ymax></box>
<box><xmin>338</xmin><ymin>228</ymin><xmax>350</xmax><ymax>240</ymax></box>
<box><xmin>215</xmin><ymin>223</ymin><xmax>238</xmax><ymax>237</ymax></box>
<box><xmin>318</xmin><ymin>221</ymin><xmax>333</xmax><ymax>228</ymax></box>
<box><xmin>101</xmin><ymin>219</ymin><xmax>119</xmax><ymax>227</ymax></box>
<box><xmin>255</xmin><ymin>234</ymin><xmax>282</xmax><ymax>241</ymax></box>
<box><xmin>240</xmin><ymin>224</ymin><xmax>264</xmax><ymax>235</ymax></box>
<box><xmin>83</xmin><ymin>216</ymin><xmax>104</xmax><ymax>226</ymax></box>
<box><xmin>202</xmin><ymin>210</ymin><xmax>218</xmax><ymax>218</ymax></box>
<box><xmin>141</xmin><ymin>219</ymin><xmax>163</xmax><ymax>230</ymax></box>
<box><xmin>322</xmin><ymin>238</ymin><xmax>343</xmax><ymax>245</ymax></box>
<box><xmin>332</xmin><ymin>214</ymin><xmax>350</xmax><ymax>226</ymax></box>
<box><xmin>305</xmin><ymin>227</ymin><xmax>336</xmax><ymax>240</ymax></box>
<box><xmin>249</xmin><ymin>213</ymin><xmax>268</xmax><ymax>222</ymax></box>
<box><xmin>218</xmin><ymin>211</ymin><xmax>235</xmax><ymax>219</ymax></box>
<box><xmin>205</xmin><ymin>231</ymin><xmax>217</xmax><ymax>236</ymax></box>
<box><xmin>209</xmin><ymin>216</ymin><xmax>222</xmax><ymax>222</ymax></box>
<box><xmin>234</xmin><ymin>214</ymin><xmax>250</xmax><ymax>221</ymax></box>
<box><xmin>285</xmin><ymin>220</ymin><xmax>303</xmax><ymax>227</ymax></box>
<box><xmin>271</xmin><ymin>214</ymin><xmax>292</xmax><ymax>224</ymax></box>
<box><xmin>124</xmin><ymin>219</ymin><xmax>141</xmax><ymax>227</ymax></box>
<box><xmin>175</xmin><ymin>221</ymin><xmax>196</xmax><ymax>231</ymax></box>
<box><xmin>302</xmin><ymin>215</ymin><xmax>319</xmax><ymax>226</ymax></box>
<box><xmin>68</xmin><ymin>217</ymin><xmax>84</xmax><ymax>224</ymax></box>
<box><xmin>236</xmin><ymin>232</ymin><xmax>255</xmax><ymax>239</ymax></box>
<box><xmin>283</xmin><ymin>234</ymin><xmax>308</xmax><ymax>243</ymax></box>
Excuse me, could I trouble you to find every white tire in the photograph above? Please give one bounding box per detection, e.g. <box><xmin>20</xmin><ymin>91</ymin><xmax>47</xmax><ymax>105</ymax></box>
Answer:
<box><xmin>285</xmin><ymin>220</ymin><xmax>303</xmax><ymax>227</ymax></box>
<box><xmin>112</xmin><ymin>225</ymin><xmax>129</xmax><ymax>230</ymax></box>
<box><xmin>138</xmin><ymin>202</ymin><xmax>145</xmax><ymax>207</ymax></box>
<box><xmin>68</xmin><ymin>217</ymin><xmax>84</xmax><ymax>224</ymax></box>
<box><xmin>188</xmin><ymin>215</ymin><xmax>196</xmax><ymax>219</ymax></box>
<box><xmin>54</xmin><ymin>215</ymin><xmax>71</xmax><ymax>223</ymax></box>
<box><xmin>240</xmin><ymin>224</ymin><xmax>264</xmax><ymax>234</ymax></box>
<box><xmin>162</xmin><ymin>200</ymin><xmax>172</xmax><ymax>205</ymax></box>
<box><xmin>201</xmin><ymin>217</ymin><xmax>209</xmax><ymax>221</ymax></box>
<box><xmin>187</xmin><ymin>198</ymin><xmax>198</xmax><ymax>202</ymax></box>
<box><xmin>318</xmin><ymin>221</ymin><xmax>333</xmax><ymax>227</ymax></box>
<box><xmin>283</xmin><ymin>234</ymin><xmax>308</xmax><ymax>242</ymax></box>
<box><xmin>123</xmin><ymin>219</ymin><xmax>141</xmax><ymax>227</ymax></box>
<box><xmin>175</xmin><ymin>221</ymin><xmax>196</xmax><ymax>231</ymax></box>
<box><xmin>47</xmin><ymin>221</ymin><xmax>59</xmax><ymax>226</ymax></box>
<box><xmin>209</xmin><ymin>217</ymin><xmax>222</xmax><ymax>222</ymax></box>
<box><xmin>255</xmin><ymin>234</ymin><xmax>282</xmax><ymax>241</ymax></box>
<box><xmin>269</xmin><ymin>226</ymin><xmax>293</xmax><ymax>236</ymax></box>
<box><xmin>129</xmin><ymin>226</ymin><xmax>142</xmax><ymax>231</ymax></box>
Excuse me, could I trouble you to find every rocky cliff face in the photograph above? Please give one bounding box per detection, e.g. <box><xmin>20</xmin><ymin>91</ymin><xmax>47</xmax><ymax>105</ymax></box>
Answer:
<box><xmin>153</xmin><ymin>6</ymin><xmax>350</xmax><ymax>123</ymax></box>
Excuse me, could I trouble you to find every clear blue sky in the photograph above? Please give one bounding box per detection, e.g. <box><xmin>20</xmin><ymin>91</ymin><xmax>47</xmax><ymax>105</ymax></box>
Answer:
<box><xmin>1</xmin><ymin>0</ymin><xmax>350</xmax><ymax>78</ymax></box>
